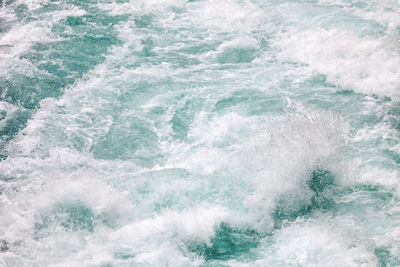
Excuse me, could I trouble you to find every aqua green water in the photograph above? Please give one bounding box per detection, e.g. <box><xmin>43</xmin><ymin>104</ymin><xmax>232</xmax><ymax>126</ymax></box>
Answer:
<box><xmin>0</xmin><ymin>0</ymin><xmax>399</xmax><ymax>266</ymax></box>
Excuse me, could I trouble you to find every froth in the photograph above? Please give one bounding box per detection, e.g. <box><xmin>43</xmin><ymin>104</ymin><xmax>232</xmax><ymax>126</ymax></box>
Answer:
<box><xmin>276</xmin><ymin>29</ymin><xmax>400</xmax><ymax>98</ymax></box>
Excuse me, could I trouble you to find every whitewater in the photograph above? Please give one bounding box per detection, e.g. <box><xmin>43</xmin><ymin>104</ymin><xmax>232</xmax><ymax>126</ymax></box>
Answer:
<box><xmin>0</xmin><ymin>0</ymin><xmax>399</xmax><ymax>266</ymax></box>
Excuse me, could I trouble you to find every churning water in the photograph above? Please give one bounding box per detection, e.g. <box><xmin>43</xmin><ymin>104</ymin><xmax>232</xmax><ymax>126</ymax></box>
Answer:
<box><xmin>0</xmin><ymin>0</ymin><xmax>399</xmax><ymax>266</ymax></box>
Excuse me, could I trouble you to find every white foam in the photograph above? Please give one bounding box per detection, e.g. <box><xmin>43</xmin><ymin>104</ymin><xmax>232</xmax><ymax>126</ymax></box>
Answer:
<box><xmin>188</xmin><ymin>0</ymin><xmax>265</xmax><ymax>32</ymax></box>
<box><xmin>257</xmin><ymin>223</ymin><xmax>378</xmax><ymax>266</ymax></box>
<box><xmin>99</xmin><ymin>0</ymin><xmax>186</xmax><ymax>16</ymax></box>
<box><xmin>275</xmin><ymin>28</ymin><xmax>400</xmax><ymax>98</ymax></box>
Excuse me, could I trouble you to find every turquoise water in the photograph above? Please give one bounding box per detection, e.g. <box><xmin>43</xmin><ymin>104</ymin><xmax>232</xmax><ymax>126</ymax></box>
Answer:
<box><xmin>0</xmin><ymin>0</ymin><xmax>399</xmax><ymax>265</ymax></box>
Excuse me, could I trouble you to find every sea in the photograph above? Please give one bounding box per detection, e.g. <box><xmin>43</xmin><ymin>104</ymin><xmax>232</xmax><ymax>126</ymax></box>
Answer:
<box><xmin>0</xmin><ymin>0</ymin><xmax>399</xmax><ymax>266</ymax></box>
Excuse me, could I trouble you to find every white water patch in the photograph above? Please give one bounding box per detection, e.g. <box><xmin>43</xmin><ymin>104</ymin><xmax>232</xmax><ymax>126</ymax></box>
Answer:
<box><xmin>98</xmin><ymin>0</ymin><xmax>187</xmax><ymax>18</ymax></box>
<box><xmin>356</xmin><ymin>167</ymin><xmax>400</xmax><ymax>190</ymax></box>
<box><xmin>257</xmin><ymin>223</ymin><xmax>378</xmax><ymax>266</ymax></box>
<box><xmin>276</xmin><ymin>28</ymin><xmax>400</xmax><ymax>98</ymax></box>
<box><xmin>113</xmin><ymin>207</ymin><xmax>228</xmax><ymax>265</ymax></box>
<box><xmin>188</xmin><ymin>0</ymin><xmax>265</xmax><ymax>32</ymax></box>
